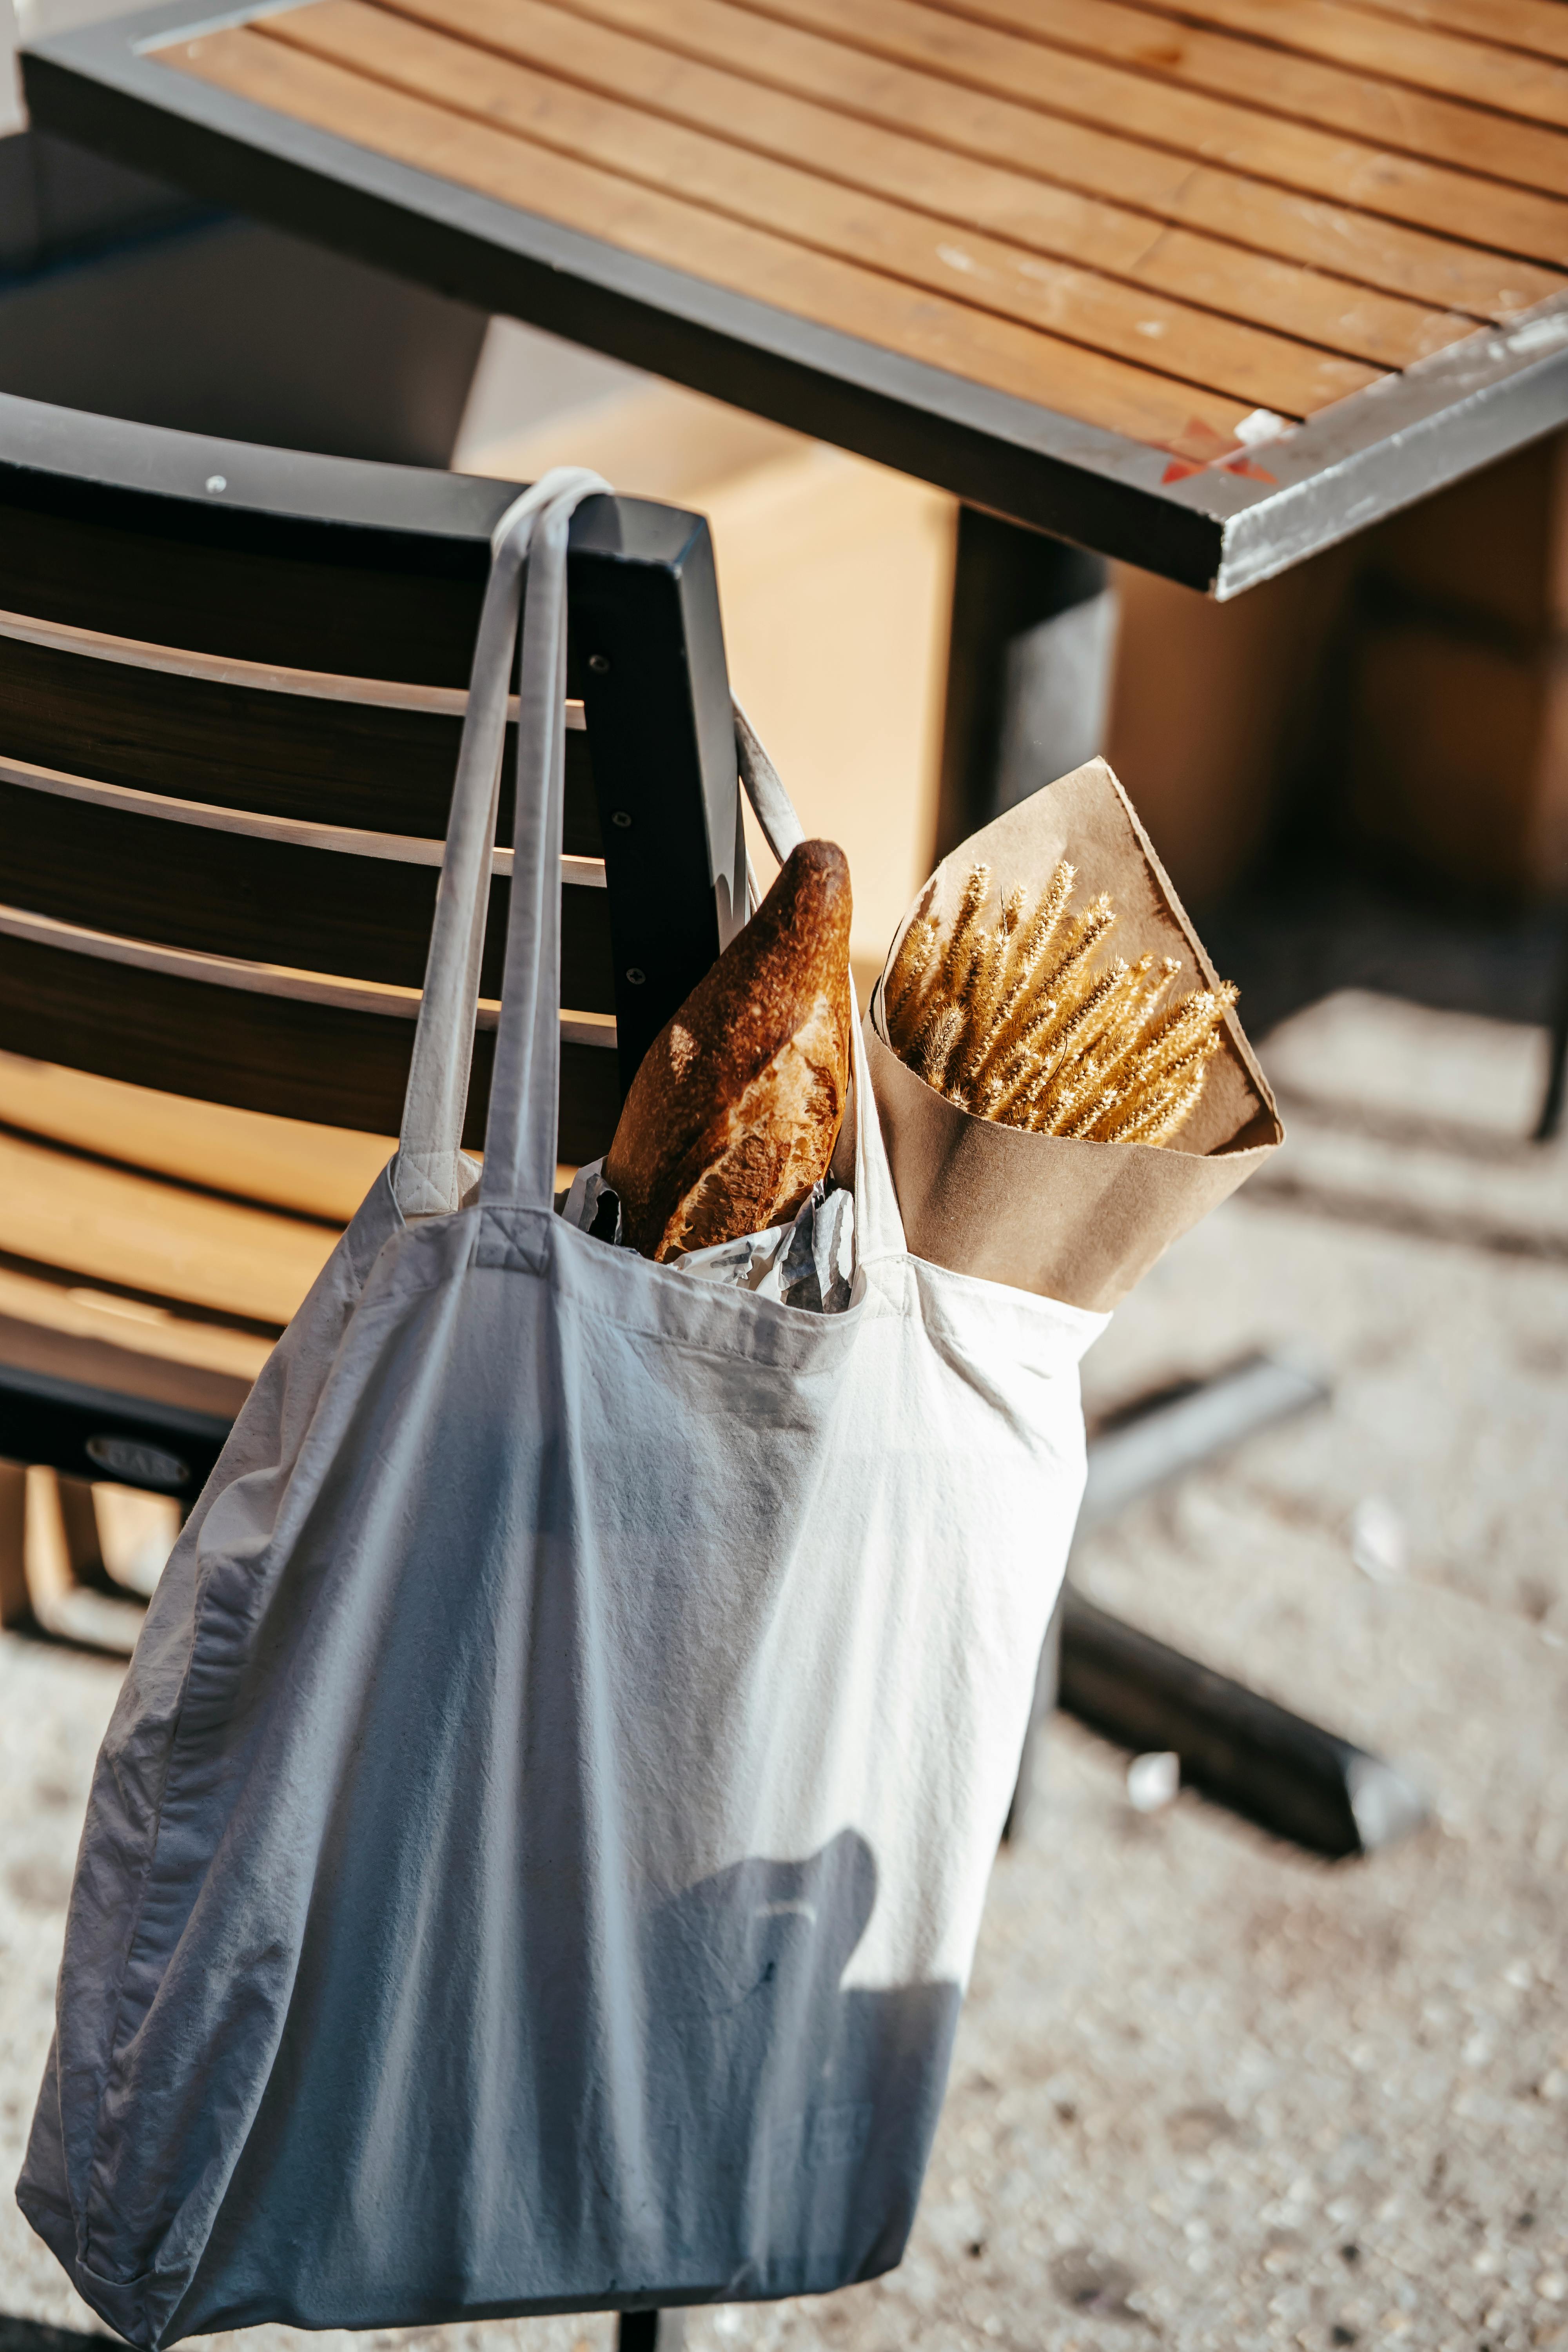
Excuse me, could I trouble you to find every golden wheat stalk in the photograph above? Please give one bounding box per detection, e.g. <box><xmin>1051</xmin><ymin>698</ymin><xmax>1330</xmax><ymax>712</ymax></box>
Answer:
<box><xmin>940</xmin><ymin>863</ymin><xmax>991</xmax><ymax>1000</ymax></box>
<box><xmin>917</xmin><ymin>1001</ymin><xmax>965</xmax><ymax>1092</ymax></box>
<box><xmin>970</xmin><ymin>862</ymin><xmax>1076</xmax><ymax>1068</ymax></box>
<box><xmin>887</xmin><ymin>859</ymin><xmax>1236</xmax><ymax>1149</ymax></box>
<box><xmin>1017</xmin><ymin>964</ymin><xmax>1131</xmax><ymax>1121</ymax></box>
<box><xmin>884</xmin><ymin>912</ymin><xmax>941</xmax><ymax>1040</ymax></box>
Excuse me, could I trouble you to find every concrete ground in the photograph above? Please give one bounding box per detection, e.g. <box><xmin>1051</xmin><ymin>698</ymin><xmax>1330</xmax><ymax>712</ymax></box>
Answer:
<box><xmin>3</xmin><ymin>987</ymin><xmax>1565</xmax><ymax>2352</ymax></box>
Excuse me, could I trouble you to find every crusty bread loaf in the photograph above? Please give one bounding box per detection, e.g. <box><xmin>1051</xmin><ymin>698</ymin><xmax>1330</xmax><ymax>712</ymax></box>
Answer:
<box><xmin>604</xmin><ymin>840</ymin><xmax>852</xmax><ymax>1261</ymax></box>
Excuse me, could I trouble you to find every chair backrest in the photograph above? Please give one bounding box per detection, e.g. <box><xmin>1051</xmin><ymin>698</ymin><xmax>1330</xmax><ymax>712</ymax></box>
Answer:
<box><xmin>0</xmin><ymin>394</ymin><xmax>744</xmax><ymax>1167</ymax></box>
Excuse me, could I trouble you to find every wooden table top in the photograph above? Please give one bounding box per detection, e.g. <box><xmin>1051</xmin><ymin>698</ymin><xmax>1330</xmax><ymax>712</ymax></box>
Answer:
<box><xmin>24</xmin><ymin>0</ymin><xmax>1568</xmax><ymax>590</ymax></box>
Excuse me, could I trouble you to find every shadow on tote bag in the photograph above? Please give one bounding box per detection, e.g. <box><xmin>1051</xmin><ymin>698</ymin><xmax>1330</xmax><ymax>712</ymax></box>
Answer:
<box><xmin>18</xmin><ymin>472</ymin><xmax>1108</xmax><ymax>2348</ymax></box>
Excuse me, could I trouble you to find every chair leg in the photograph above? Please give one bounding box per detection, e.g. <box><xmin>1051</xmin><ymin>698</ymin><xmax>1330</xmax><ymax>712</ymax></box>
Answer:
<box><xmin>618</xmin><ymin>2314</ymin><xmax>684</xmax><ymax>2352</ymax></box>
<box><xmin>0</xmin><ymin>1461</ymin><xmax>29</xmax><ymax>1628</ymax></box>
<box><xmin>18</xmin><ymin>1466</ymin><xmax>149</xmax><ymax>1654</ymax></box>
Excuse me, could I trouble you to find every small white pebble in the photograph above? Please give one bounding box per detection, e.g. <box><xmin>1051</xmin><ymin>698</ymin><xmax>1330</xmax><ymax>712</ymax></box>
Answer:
<box><xmin>1350</xmin><ymin>1495</ymin><xmax>1407</xmax><ymax>1582</ymax></box>
<box><xmin>1127</xmin><ymin>1751</ymin><xmax>1180</xmax><ymax>1812</ymax></box>
<box><xmin>1538</xmin><ymin>2274</ymin><xmax>1568</xmax><ymax>2303</ymax></box>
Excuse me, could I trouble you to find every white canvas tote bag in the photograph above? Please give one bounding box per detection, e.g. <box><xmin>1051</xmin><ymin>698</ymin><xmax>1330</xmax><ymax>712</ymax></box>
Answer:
<box><xmin>18</xmin><ymin>473</ymin><xmax>1108</xmax><ymax>2348</ymax></box>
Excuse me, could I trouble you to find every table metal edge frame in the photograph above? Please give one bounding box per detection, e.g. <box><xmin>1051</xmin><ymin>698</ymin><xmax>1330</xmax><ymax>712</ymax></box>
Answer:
<box><xmin>30</xmin><ymin>5</ymin><xmax>1568</xmax><ymax>593</ymax></box>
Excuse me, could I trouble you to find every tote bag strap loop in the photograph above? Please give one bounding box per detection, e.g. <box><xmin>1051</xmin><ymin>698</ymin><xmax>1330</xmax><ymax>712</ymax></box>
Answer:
<box><xmin>735</xmin><ymin>702</ymin><xmax>907</xmax><ymax>1265</ymax></box>
<box><xmin>396</xmin><ymin>468</ymin><xmax>608</xmax><ymax>1218</ymax></box>
<box><xmin>479</xmin><ymin>471</ymin><xmax>610</xmax><ymax>1207</ymax></box>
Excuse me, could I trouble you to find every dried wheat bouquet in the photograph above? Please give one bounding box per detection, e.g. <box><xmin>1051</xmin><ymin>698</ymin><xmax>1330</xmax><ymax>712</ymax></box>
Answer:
<box><xmin>883</xmin><ymin>858</ymin><xmax>1238</xmax><ymax>1148</ymax></box>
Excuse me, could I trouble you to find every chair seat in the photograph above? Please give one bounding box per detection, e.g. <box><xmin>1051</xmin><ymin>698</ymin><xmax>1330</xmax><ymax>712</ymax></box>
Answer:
<box><xmin>0</xmin><ymin>1050</ymin><xmax>381</xmax><ymax>1411</ymax></box>
<box><xmin>0</xmin><ymin>1054</ymin><xmax>383</xmax><ymax>1644</ymax></box>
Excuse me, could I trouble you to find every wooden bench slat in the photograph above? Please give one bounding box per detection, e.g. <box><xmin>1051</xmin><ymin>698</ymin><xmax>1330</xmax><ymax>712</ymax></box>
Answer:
<box><xmin>0</xmin><ymin>1047</ymin><xmax>391</xmax><ymax>1223</ymax></box>
<box><xmin>0</xmin><ymin>1125</ymin><xmax>339</xmax><ymax>1327</ymax></box>
<box><xmin>283</xmin><ymin>0</ymin><xmax>1383</xmax><ymax>414</ymax></box>
<box><xmin>745</xmin><ymin>0</ymin><xmax>1568</xmax><ymax>258</ymax></box>
<box><xmin>0</xmin><ymin>485</ymin><xmax>492</xmax><ymax>684</ymax></box>
<box><xmin>1</xmin><ymin>780</ymin><xmax>619</xmax><ymax>1005</ymax></box>
<box><xmin>166</xmin><ymin>24</ymin><xmax>1259</xmax><ymax>456</ymax></box>
<box><xmin>0</xmin><ymin>633</ymin><xmax>604</xmax><ymax>850</ymax></box>
<box><xmin>0</xmin><ymin>929</ymin><xmax>624</xmax><ymax>1158</ymax></box>
<box><xmin>0</xmin><ymin>1280</ymin><xmax>269</xmax><ymax>1412</ymax></box>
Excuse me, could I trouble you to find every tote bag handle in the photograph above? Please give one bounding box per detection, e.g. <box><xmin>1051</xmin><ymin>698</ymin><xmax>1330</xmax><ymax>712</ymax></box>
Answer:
<box><xmin>403</xmin><ymin>468</ymin><xmax>906</xmax><ymax>1257</ymax></box>
<box><xmin>477</xmin><ymin>474</ymin><xmax>608</xmax><ymax>1207</ymax></box>
<box><xmin>395</xmin><ymin>469</ymin><xmax>608</xmax><ymax>1218</ymax></box>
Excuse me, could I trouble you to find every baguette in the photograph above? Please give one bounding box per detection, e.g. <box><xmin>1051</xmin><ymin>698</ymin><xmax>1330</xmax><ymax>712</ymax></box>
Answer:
<box><xmin>604</xmin><ymin>840</ymin><xmax>852</xmax><ymax>1260</ymax></box>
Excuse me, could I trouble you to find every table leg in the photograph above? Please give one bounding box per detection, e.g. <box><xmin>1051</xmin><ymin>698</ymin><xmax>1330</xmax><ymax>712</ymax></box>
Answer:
<box><xmin>936</xmin><ymin>507</ymin><xmax>1118</xmax><ymax>850</ymax></box>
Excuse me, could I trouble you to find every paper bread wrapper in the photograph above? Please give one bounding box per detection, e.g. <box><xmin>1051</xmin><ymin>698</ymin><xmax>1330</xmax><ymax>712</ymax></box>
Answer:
<box><xmin>866</xmin><ymin>757</ymin><xmax>1283</xmax><ymax>1312</ymax></box>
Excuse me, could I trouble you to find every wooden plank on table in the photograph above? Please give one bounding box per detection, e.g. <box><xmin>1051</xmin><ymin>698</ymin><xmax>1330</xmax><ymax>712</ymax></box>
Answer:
<box><xmin>537</xmin><ymin>0</ymin><xmax>1564</xmax><ymax>318</ymax></box>
<box><xmin>395</xmin><ymin>0</ymin><xmax>1472</xmax><ymax>371</ymax></box>
<box><xmin>260</xmin><ymin>0</ymin><xmax>1374</xmax><ymax>415</ymax></box>
<box><xmin>162</xmin><ymin>24</ymin><xmax>1259</xmax><ymax>454</ymax></box>
<box><xmin>753</xmin><ymin>0</ymin><xmax>1568</xmax><ymax>264</ymax></box>
<box><xmin>1088</xmin><ymin>0</ymin><xmax>1568</xmax><ymax>132</ymax></box>
<box><xmin>957</xmin><ymin>0</ymin><xmax>1568</xmax><ymax>192</ymax></box>
<box><xmin>1345</xmin><ymin>0</ymin><xmax>1568</xmax><ymax>66</ymax></box>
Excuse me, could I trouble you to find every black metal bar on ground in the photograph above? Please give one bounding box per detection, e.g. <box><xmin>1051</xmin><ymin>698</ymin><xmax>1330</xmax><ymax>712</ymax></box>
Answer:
<box><xmin>1004</xmin><ymin>1350</ymin><xmax>1428</xmax><ymax>1859</ymax></box>
<box><xmin>1059</xmin><ymin>1588</ymin><xmax>1428</xmax><ymax>1858</ymax></box>
<box><xmin>617</xmin><ymin>2311</ymin><xmax>684</xmax><ymax>2352</ymax></box>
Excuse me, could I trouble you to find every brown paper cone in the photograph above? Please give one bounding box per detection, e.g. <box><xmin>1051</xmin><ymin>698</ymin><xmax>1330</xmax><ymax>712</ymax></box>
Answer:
<box><xmin>869</xmin><ymin>757</ymin><xmax>1282</xmax><ymax>1311</ymax></box>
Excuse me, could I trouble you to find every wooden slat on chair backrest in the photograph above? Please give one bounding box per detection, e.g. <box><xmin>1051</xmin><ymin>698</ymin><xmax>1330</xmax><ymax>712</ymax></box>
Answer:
<box><xmin>0</xmin><ymin>395</ymin><xmax>743</xmax><ymax>1158</ymax></box>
